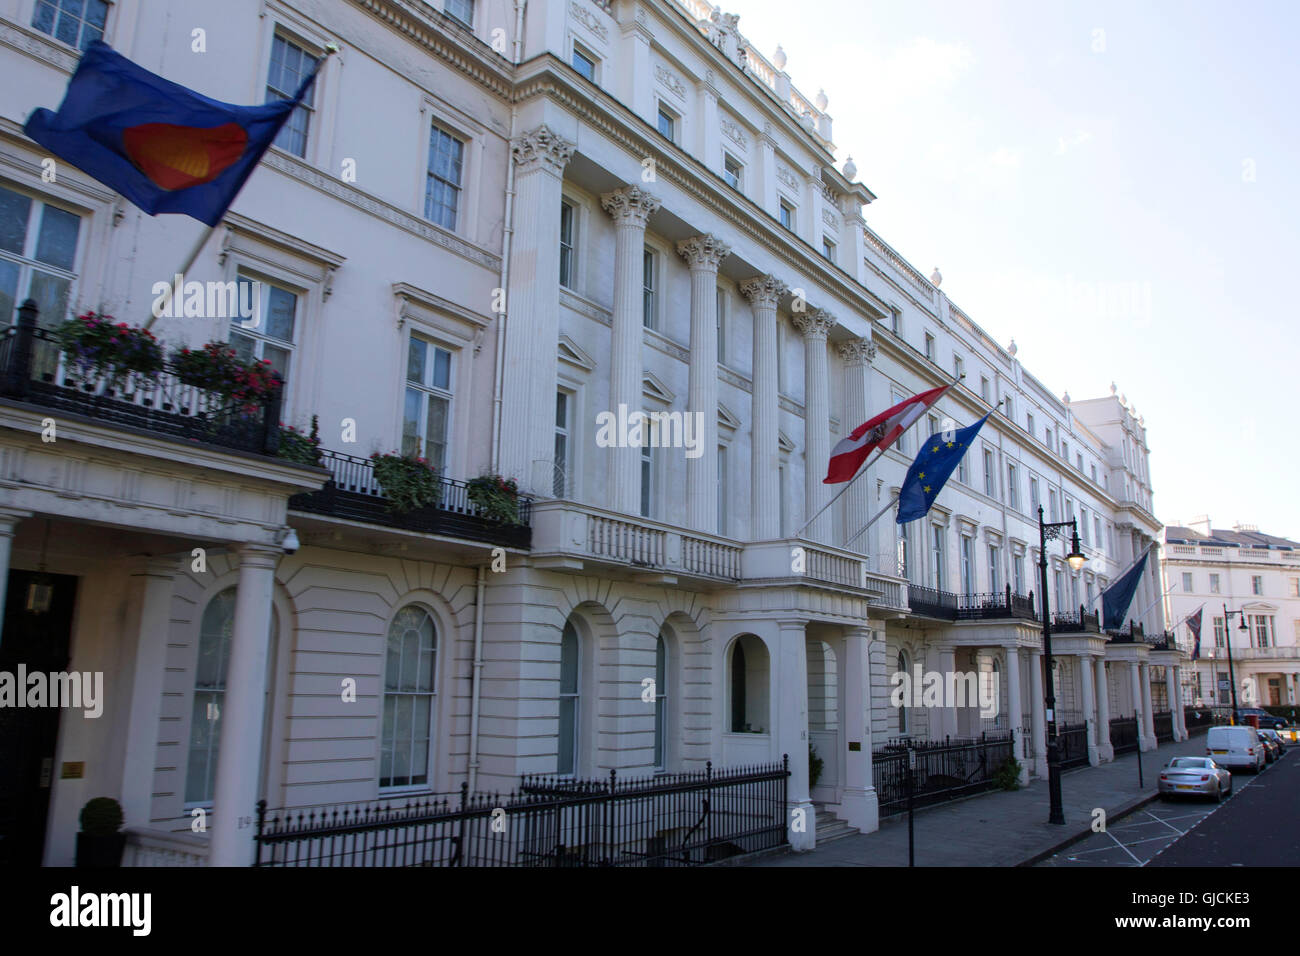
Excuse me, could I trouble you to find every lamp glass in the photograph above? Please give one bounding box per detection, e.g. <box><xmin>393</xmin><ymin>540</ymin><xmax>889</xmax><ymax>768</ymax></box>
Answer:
<box><xmin>1067</xmin><ymin>553</ymin><xmax>1086</xmax><ymax>572</ymax></box>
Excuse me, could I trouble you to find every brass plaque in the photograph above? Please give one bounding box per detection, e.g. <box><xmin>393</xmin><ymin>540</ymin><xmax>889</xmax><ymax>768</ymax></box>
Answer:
<box><xmin>848</xmin><ymin>741</ymin><xmax>861</xmax><ymax>751</ymax></box>
<box><xmin>60</xmin><ymin>761</ymin><xmax>85</xmax><ymax>779</ymax></box>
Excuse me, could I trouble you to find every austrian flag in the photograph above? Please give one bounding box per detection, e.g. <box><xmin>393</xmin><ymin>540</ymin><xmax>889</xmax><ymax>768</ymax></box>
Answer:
<box><xmin>824</xmin><ymin>384</ymin><xmax>952</xmax><ymax>484</ymax></box>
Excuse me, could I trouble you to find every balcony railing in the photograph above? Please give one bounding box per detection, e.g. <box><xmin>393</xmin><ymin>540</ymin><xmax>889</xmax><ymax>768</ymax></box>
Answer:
<box><xmin>1053</xmin><ymin>606</ymin><xmax>1102</xmax><ymax>633</ymax></box>
<box><xmin>904</xmin><ymin>585</ymin><xmax>1037</xmax><ymax>622</ymax></box>
<box><xmin>1</xmin><ymin>302</ymin><xmax>282</xmax><ymax>457</ymax></box>
<box><xmin>1105</xmin><ymin>620</ymin><xmax>1147</xmax><ymax>642</ymax></box>
<box><xmin>289</xmin><ymin>449</ymin><xmax>533</xmax><ymax>549</ymax></box>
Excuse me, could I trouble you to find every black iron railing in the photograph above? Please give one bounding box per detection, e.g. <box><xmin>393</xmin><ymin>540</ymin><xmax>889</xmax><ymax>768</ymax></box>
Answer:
<box><xmin>289</xmin><ymin>448</ymin><xmax>534</xmax><ymax>549</ymax></box>
<box><xmin>906</xmin><ymin>584</ymin><xmax>959</xmax><ymax>620</ymax></box>
<box><xmin>1153</xmin><ymin>710</ymin><xmax>1174</xmax><ymax>743</ymax></box>
<box><xmin>1053</xmin><ymin>606</ymin><xmax>1101</xmax><ymax>633</ymax></box>
<box><xmin>254</xmin><ymin>758</ymin><xmax>788</xmax><ymax>867</ymax></box>
<box><xmin>1105</xmin><ymin>621</ymin><xmax>1147</xmax><ymax>642</ymax></box>
<box><xmin>1</xmin><ymin>302</ymin><xmax>282</xmax><ymax>456</ymax></box>
<box><xmin>871</xmin><ymin>732</ymin><xmax>1015</xmax><ymax>818</ymax></box>
<box><xmin>1183</xmin><ymin>706</ymin><xmax>1224</xmax><ymax>734</ymax></box>
<box><xmin>1146</xmin><ymin>631</ymin><xmax>1174</xmax><ymax>651</ymax></box>
<box><xmin>1056</xmin><ymin>720</ymin><xmax>1090</xmax><ymax>769</ymax></box>
<box><xmin>956</xmin><ymin>586</ymin><xmax>1038</xmax><ymax>621</ymax></box>
<box><xmin>1109</xmin><ymin>715</ymin><xmax>1140</xmax><ymax>755</ymax></box>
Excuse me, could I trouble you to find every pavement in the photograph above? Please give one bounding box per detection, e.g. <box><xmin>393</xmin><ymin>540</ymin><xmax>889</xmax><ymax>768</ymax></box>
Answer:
<box><xmin>744</xmin><ymin>733</ymin><xmax>1213</xmax><ymax>867</ymax></box>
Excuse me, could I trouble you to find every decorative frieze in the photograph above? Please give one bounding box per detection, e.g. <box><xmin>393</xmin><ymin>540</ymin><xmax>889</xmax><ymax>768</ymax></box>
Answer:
<box><xmin>654</xmin><ymin>64</ymin><xmax>686</xmax><ymax>100</ymax></box>
<box><xmin>776</xmin><ymin>165</ymin><xmax>799</xmax><ymax>189</ymax></box>
<box><xmin>720</xmin><ymin>117</ymin><xmax>748</xmax><ymax>150</ymax></box>
<box><xmin>570</xmin><ymin>1</ymin><xmax>609</xmax><ymax>42</ymax></box>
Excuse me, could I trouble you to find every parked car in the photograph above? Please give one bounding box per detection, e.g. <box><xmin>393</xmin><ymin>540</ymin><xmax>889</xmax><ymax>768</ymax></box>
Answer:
<box><xmin>1259</xmin><ymin>728</ymin><xmax>1288</xmax><ymax>755</ymax></box>
<box><xmin>1158</xmin><ymin>756</ymin><xmax>1233</xmax><ymax>802</ymax></box>
<box><xmin>1256</xmin><ymin>730</ymin><xmax>1279</xmax><ymax>763</ymax></box>
<box><xmin>1206</xmin><ymin>725</ymin><xmax>1265</xmax><ymax>773</ymax></box>
<box><xmin>1233</xmin><ymin>708</ymin><xmax>1289</xmax><ymax>730</ymax></box>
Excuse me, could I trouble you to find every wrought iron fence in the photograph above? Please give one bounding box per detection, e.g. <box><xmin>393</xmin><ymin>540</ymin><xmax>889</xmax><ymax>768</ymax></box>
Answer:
<box><xmin>1153</xmin><ymin>710</ymin><xmax>1174</xmax><ymax>743</ymax></box>
<box><xmin>1053</xmin><ymin>606</ymin><xmax>1101</xmax><ymax>632</ymax></box>
<box><xmin>1056</xmin><ymin>720</ymin><xmax>1090</xmax><ymax>769</ymax></box>
<box><xmin>288</xmin><ymin>448</ymin><xmax>533</xmax><ymax>548</ymax></box>
<box><xmin>254</xmin><ymin>759</ymin><xmax>788</xmax><ymax>867</ymax></box>
<box><xmin>871</xmin><ymin>732</ymin><xmax>1015</xmax><ymax>818</ymax></box>
<box><xmin>1183</xmin><ymin>706</ymin><xmax>1228</xmax><ymax>733</ymax></box>
<box><xmin>1109</xmin><ymin>715</ymin><xmax>1140</xmax><ymax>755</ymax></box>
<box><xmin>1</xmin><ymin>304</ymin><xmax>282</xmax><ymax>456</ymax></box>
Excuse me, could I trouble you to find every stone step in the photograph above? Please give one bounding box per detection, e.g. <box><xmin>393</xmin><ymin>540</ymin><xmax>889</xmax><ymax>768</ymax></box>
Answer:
<box><xmin>813</xmin><ymin>809</ymin><xmax>860</xmax><ymax>846</ymax></box>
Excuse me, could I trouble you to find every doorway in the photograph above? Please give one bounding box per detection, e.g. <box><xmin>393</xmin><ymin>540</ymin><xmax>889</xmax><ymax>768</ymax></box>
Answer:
<box><xmin>0</xmin><ymin>570</ymin><xmax>78</xmax><ymax>865</ymax></box>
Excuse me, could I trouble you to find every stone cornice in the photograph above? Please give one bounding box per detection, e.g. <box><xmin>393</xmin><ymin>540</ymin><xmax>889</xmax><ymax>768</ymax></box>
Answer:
<box><xmin>511</xmin><ymin>58</ymin><xmax>888</xmax><ymax>325</ymax></box>
<box><xmin>676</xmin><ymin>234</ymin><xmax>731</xmax><ymax>270</ymax></box>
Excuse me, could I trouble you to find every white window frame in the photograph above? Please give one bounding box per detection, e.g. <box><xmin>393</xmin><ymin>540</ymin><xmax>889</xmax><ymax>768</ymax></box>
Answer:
<box><xmin>778</xmin><ymin>198</ymin><xmax>796</xmax><ymax>231</ymax></box>
<box><xmin>401</xmin><ymin>331</ymin><xmax>456</xmax><ymax>475</ymax></box>
<box><xmin>29</xmin><ymin>0</ymin><xmax>111</xmax><ymax>50</ymax></box>
<box><xmin>424</xmin><ymin>121</ymin><xmax>466</xmax><ymax>231</ymax></box>
<box><xmin>656</xmin><ymin>101</ymin><xmax>678</xmax><ymax>142</ymax></box>
<box><xmin>924</xmin><ymin>332</ymin><xmax>935</xmax><ymax>361</ymax></box>
<box><xmin>228</xmin><ymin>270</ymin><xmax>302</xmax><ymax>414</ymax></box>
<box><xmin>443</xmin><ymin>0</ymin><xmax>475</xmax><ymax>28</ymax></box>
<box><xmin>717</xmin><ymin>443</ymin><xmax>729</xmax><ymax>536</ymax></box>
<box><xmin>0</xmin><ymin>181</ymin><xmax>84</xmax><ymax>330</ymax></box>
<box><xmin>642</xmin><ymin>245</ymin><xmax>658</xmax><ymax>330</ymax></box>
<box><xmin>723</xmin><ymin>152</ymin><xmax>743</xmax><ymax>191</ymax></box>
<box><xmin>571</xmin><ymin>42</ymin><xmax>597</xmax><ymax>81</ymax></box>
<box><xmin>822</xmin><ymin>235</ymin><xmax>837</xmax><ymax>262</ymax></box>
<box><xmin>559</xmin><ymin>198</ymin><xmax>577</xmax><ymax>289</ymax></box>
<box><xmin>716</xmin><ymin>286</ymin><xmax>728</xmax><ymax>366</ymax></box>
<box><xmin>554</xmin><ymin>387</ymin><xmax>573</xmax><ymax>498</ymax></box>
<box><xmin>379</xmin><ymin>604</ymin><xmax>440</xmax><ymax>793</ymax></box>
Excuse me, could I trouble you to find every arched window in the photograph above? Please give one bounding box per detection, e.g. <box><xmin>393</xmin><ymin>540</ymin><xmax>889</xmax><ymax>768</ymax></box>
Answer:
<box><xmin>558</xmin><ymin>620</ymin><xmax>580</xmax><ymax>775</ymax></box>
<box><xmin>380</xmin><ymin>605</ymin><xmax>438</xmax><ymax>789</ymax></box>
<box><xmin>654</xmin><ymin>629</ymin><xmax>669</xmax><ymax>769</ymax></box>
<box><xmin>897</xmin><ymin>650</ymin><xmax>909</xmax><ymax>735</ymax></box>
<box><xmin>728</xmin><ymin>635</ymin><xmax>770</xmax><ymax>733</ymax></box>
<box><xmin>186</xmin><ymin>588</ymin><xmax>236</xmax><ymax>805</ymax></box>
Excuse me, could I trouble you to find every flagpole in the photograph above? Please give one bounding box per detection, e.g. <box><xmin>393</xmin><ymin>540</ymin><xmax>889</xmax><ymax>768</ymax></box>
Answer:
<box><xmin>794</xmin><ymin>445</ymin><xmax>885</xmax><ymax>540</ymax></box>
<box><xmin>1085</xmin><ymin>542</ymin><xmax>1157</xmax><ymax>615</ymax></box>
<box><xmin>843</xmin><ymin>490</ymin><xmax>900</xmax><ymax>550</ymax></box>
<box><xmin>140</xmin><ymin>42</ymin><xmax>337</xmax><ymax>332</ymax></box>
<box><xmin>142</xmin><ymin>223</ymin><xmax>216</xmax><ymax>331</ymax></box>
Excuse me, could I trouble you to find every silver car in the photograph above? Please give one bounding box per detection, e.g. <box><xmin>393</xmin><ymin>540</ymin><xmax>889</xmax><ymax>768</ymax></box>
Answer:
<box><xmin>1259</xmin><ymin>728</ymin><xmax>1287</xmax><ymax>756</ymax></box>
<box><xmin>1158</xmin><ymin>756</ymin><xmax>1233</xmax><ymax>802</ymax></box>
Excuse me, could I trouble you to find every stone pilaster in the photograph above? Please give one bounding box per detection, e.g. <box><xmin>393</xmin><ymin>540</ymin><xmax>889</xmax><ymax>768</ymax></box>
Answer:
<box><xmin>791</xmin><ymin>308</ymin><xmax>836</xmax><ymax>543</ymax></box>
<box><xmin>838</xmin><ymin>337</ymin><xmax>877</xmax><ymax>554</ymax></box>
<box><xmin>677</xmin><ymin>235</ymin><xmax>730</xmax><ymax>533</ymax></box>
<box><xmin>600</xmin><ymin>185</ymin><xmax>661</xmax><ymax>516</ymax></box>
<box><xmin>740</xmin><ymin>275</ymin><xmax>787</xmax><ymax>539</ymax></box>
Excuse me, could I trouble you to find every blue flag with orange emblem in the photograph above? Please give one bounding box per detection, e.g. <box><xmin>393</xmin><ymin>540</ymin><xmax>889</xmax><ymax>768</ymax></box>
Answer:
<box><xmin>24</xmin><ymin>41</ymin><xmax>320</xmax><ymax>227</ymax></box>
<box><xmin>896</xmin><ymin>412</ymin><xmax>992</xmax><ymax>524</ymax></box>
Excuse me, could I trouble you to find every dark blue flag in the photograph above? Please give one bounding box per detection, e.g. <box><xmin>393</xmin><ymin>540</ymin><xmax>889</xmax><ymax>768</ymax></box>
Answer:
<box><xmin>1101</xmin><ymin>548</ymin><xmax>1150</xmax><ymax>629</ymax></box>
<box><xmin>24</xmin><ymin>41</ymin><xmax>320</xmax><ymax>226</ymax></box>
<box><xmin>896</xmin><ymin>412</ymin><xmax>991</xmax><ymax>524</ymax></box>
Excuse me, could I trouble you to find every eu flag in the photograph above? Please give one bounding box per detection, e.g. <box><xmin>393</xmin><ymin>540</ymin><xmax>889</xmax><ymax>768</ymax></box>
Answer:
<box><xmin>896</xmin><ymin>412</ymin><xmax>991</xmax><ymax>524</ymax></box>
<box><xmin>24</xmin><ymin>42</ymin><xmax>319</xmax><ymax>227</ymax></box>
<box><xmin>1101</xmin><ymin>548</ymin><xmax>1150</xmax><ymax>630</ymax></box>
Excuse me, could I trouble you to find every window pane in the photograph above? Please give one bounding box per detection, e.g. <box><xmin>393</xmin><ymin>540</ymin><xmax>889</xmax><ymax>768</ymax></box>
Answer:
<box><xmin>228</xmin><ymin>331</ymin><xmax>256</xmax><ymax>364</ymax></box>
<box><xmin>0</xmin><ymin>186</ymin><xmax>32</xmax><ymax>254</ymax></box>
<box><xmin>560</xmin><ymin>624</ymin><xmax>578</xmax><ymax>693</ymax></box>
<box><xmin>32</xmin><ymin>1</ymin><xmax>56</xmax><ymax>34</ymax></box>
<box><xmin>264</xmin><ymin>285</ymin><xmax>296</xmax><ymax>342</ymax></box>
<box><xmin>407</xmin><ymin>337</ymin><xmax>427</xmax><ymax>384</ymax></box>
<box><xmin>86</xmin><ymin>0</ymin><xmax>108</xmax><ymax>28</ymax></box>
<box><xmin>425</xmin><ymin>394</ymin><xmax>448</xmax><ymax>472</ymax></box>
<box><xmin>402</xmin><ymin>388</ymin><xmax>422</xmax><ymax>456</ymax></box>
<box><xmin>261</xmin><ymin>343</ymin><xmax>290</xmax><ymax>383</ymax></box>
<box><xmin>55</xmin><ymin>9</ymin><xmax>80</xmax><ymax>45</ymax></box>
<box><xmin>0</xmin><ymin>259</ymin><xmax>19</xmax><ymax>327</ymax></box>
<box><xmin>432</xmin><ymin>347</ymin><xmax>450</xmax><ymax>390</ymax></box>
<box><xmin>27</xmin><ymin>271</ymin><xmax>71</xmax><ymax>328</ymax></box>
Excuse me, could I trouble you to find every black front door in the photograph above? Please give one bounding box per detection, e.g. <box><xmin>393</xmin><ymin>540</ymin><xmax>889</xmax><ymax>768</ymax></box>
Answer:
<box><xmin>0</xmin><ymin>570</ymin><xmax>78</xmax><ymax>866</ymax></box>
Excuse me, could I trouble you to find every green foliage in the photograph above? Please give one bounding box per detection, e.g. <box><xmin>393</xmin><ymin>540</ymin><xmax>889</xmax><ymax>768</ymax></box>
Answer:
<box><xmin>467</xmin><ymin>474</ymin><xmax>523</xmax><ymax>524</ymax></box>
<box><xmin>170</xmin><ymin>342</ymin><xmax>282</xmax><ymax>411</ymax></box>
<box><xmin>371</xmin><ymin>451</ymin><xmax>443</xmax><ymax>513</ymax></box>
<box><xmin>993</xmin><ymin>756</ymin><xmax>1022</xmax><ymax>791</ymax></box>
<box><xmin>278</xmin><ymin>415</ymin><xmax>322</xmax><ymax>466</ymax></box>
<box><xmin>809</xmin><ymin>742</ymin><xmax>825</xmax><ymax>788</ymax></box>
<box><xmin>79</xmin><ymin>797</ymin><xmax>124</xmax><ymax>836</ymax></box>
<box><xmin>57</xmin><ymin>312</ymin><xmax>163</xmax><ymax>385</ymax></box>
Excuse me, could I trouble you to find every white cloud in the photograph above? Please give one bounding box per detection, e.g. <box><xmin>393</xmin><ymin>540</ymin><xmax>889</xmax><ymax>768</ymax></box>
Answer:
<box><xmin>880</xmin><ymin>36</ymin><xmax>975</xmax><ymax>93</ymax></box>
<box><xmin>1055</xmin><ymin>130</ymin><xmax>1093</xmax><ymax>155</ymax></box>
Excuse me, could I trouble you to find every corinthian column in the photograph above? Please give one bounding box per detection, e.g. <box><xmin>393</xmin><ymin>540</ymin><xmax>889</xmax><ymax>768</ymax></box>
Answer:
<box><xmin>499</xmin><ymin>125</ymin><xmax>574</xmax><ymax>493</ymax></box>
<box><xmin>740</xmin><ymin>275</ymin><xmax>787</xmax><ymax>539</ymax></box>
<box><xmin>792</xmin><ymin>308</ymin><xmax>836</xmax><ymax>543</ymax></box>
<box><xmin>600</xmin><ymin>185</ymin><xmax>661</xmax><ymax>516</ymax></box>
<box><xmin>677</xmin><ymin>234</ymin><xmax>730</xmax><ymax>533</ymax></box>
<box><xmin>838</xmin><ymin>337</ymin><xmax>877</xmax><ymax>554</ymax></box>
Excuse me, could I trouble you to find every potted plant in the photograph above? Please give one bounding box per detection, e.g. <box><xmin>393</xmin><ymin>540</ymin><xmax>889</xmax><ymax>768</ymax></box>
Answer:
<box><xmin>278</xmin><ymin>415</ymin><xmax>322</xmax><ymax>466</ymax></box>
<box><xmin>75</xmin><ymin>796</ymin><xmax>126</xmax><ymax>868</ymax></box>
<box><xmin>992</xmin><ymin>756</ymin><xmax>1022</xmax><ymax>791</ymax></box>
<box><xmin>56</xmin><ymin>312</ymin><xmax>163</xmax><ymax>391</ymax></box>
<box><xmin>170</xmin><ymin>342</ymin><xmax>282</xmax><ymax>413</ymax></box>
<box><xmin>370</xmin><ymin>451</ymin><xmax>443</xmax><ymax>513</ymax></box>
<box><xmin>466</xmin><ymin>474</ymin><xmax>522</xmax><ymax>524</ymax></box>
<box><xmin>808</xmin><ymin>742</ymin><xmax>825</xmax><ymax>788</ymax></box>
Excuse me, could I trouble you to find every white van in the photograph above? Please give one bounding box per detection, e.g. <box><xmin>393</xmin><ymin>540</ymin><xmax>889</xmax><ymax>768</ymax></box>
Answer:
<box><xmin>1206</xmin><ymin>725</ymin><xmax>1265</xmax><ymax>773</ymax></box>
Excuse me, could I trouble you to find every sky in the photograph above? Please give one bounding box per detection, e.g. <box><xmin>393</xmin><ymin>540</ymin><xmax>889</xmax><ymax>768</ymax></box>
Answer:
<box><xmin>729</xmin><ymin>0</ymin><xmax>1300</xmax><ymax>538</ymax></box>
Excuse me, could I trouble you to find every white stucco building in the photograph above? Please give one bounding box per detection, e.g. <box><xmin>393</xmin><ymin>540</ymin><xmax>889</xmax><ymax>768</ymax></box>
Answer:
<box><xmin>0</xmin><ymin>0</ymin><xmax>1185</xmax><ymax>866</ymax></box>
<box><xmin>1161</xmin><ymin>517</ymin><xmax>1300</xmax><ymax>711</ymax></box>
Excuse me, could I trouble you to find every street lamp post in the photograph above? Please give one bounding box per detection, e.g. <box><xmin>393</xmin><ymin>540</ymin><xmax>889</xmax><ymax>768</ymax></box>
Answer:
<box><xmin>1220</xmin><ymin>605</ymin><xmax>1251</xmax><ymax>723</ymax></box>
<box><xmin>1037</xmin><ymin>505</ymin><xmax>1086</xmax><ymax>826</ymax></box>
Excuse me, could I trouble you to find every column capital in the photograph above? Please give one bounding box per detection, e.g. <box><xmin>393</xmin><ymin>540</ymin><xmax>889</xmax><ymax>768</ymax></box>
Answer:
<box><xmin>0</xmin><ymin>509</ymin><xmax>31</xmax><ymax>534</ymax></box>
<box><xmin>792</xmin><ymin>308</ymin><xmax>835</xmax><ymax>340</ymax></box>
<box><xmin>837</xmin><ymin>337</ymin><xmax>877</xmax><ymax>367</ymax></box>
<box><xmin>511</xmin><ymin>124</ymin><xmax>575</xmax><ymax>174</ymax></box>
<box><xmin>739</xmin><ymin>273</ymin><xmax>788</xmax><ymax>308</ymax></box>
<box><xmin>234</xmin><ymin>542</ymin><xmax>283</xmax><ymax>570</ymax></box>
<box><xmin>600</xmin><ymin>184</ymin><xmax>661</xmax><ymax>227</ymax></box>
<box><xmin>676</xmin><ymin>234</ymin><xmax>731</xmax><ymax>271</ymax></box>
